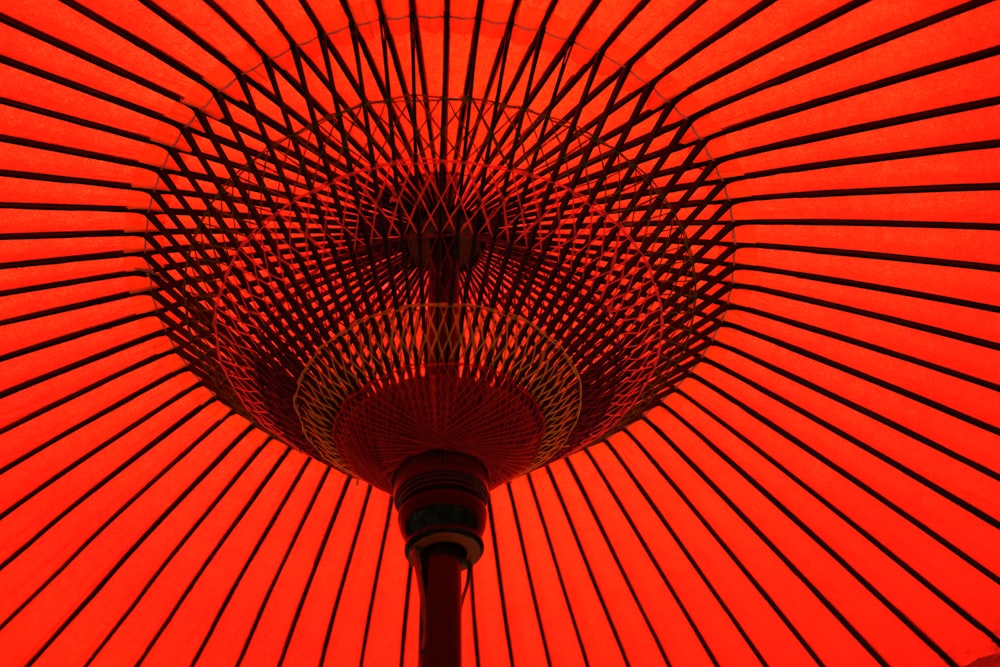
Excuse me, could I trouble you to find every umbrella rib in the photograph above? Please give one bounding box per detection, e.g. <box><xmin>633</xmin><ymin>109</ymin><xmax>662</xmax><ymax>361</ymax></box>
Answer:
<box><xmin>72</xmin><ymin>431</ymin><xmax>269</xmax><ymax>665</ymax></box>
<box><xmin>716</xmin><ymin>97</ymin><xmax>1000</xmax><ymax>165</ymax></box>
<box><xmin>0</xmin><ymin>317</ymin><xmax>157</xmax><ymax>385</ymax></box>
<box><xmin>7</xmin><ymin>409</ymin><xmax>241</xmax><ymax>660</ymax></box>
<box><xmin>486</xmin><ymin>502</ymin><xmax>517</xmax><ymax>665</ymax></box>
<box><xmin>637</xmin><ymin>416</ymin><xmax>893</xmax><ymax>665</ymax></box>
<box><xmin>674</xmin><ymin>385</ymin><xmax>1000</xmax><ymax>649</ymax></box>
<box><xmin>0</xmin><ymin>134</ymin><xmax>158</xmax><ymax>171</ymax></box>
<box><xmin>542</xmin><ymin>467</ymin><xmax>631</xmax><ymax>664</ymax></box>
<box><xmin>712</xmin><ymin>51</ymin><xmax>1000</xmax><ymax>145</ymax></box>
<box><xmin>0</xmin><ymin>95</ymin><xmax>156</xmax><ymax>144</ymax></box>
<box><xmin>732</xmin><ymin>283</ymin><xmax>999</xmax><ymax>351</ymax></box>
<box><xmin>252</xmin><ymin>57</ymin><xmax>332</xmax><ymax>216</ymax></box>
<box><xmin>437</xmin><ymin>0</ymin><xmax>450</xmax><ymax>160</ymax></box>
<box><xmin>319</xmin><ymin>485</ymin><xmax>375</xmax><ymax>666</ymax></box>
<box><xmin>276</xmin><ymin>475</ymin><xmax>354</xmax><ymax>667</ymax></box>
<box><xmin>0</xmin><ymin>294</ymin><xmax>146</xmax><ymax>331</ymax></box>
<box><xmin>0</xmin><ymin>383</ymin><xmax>204</xmax><ymax>551</ymax></box>
<box><xmin>356</xmin><ymin>500</ymin><xmax>395</xmax><ymax>666</ymax></box>
<box><xmin>0</xmin><ymin>250</ymin><xmax>145</xmax><ymax>272</ymax></box>
<box><xmin>562</xmin><ymin>458</ymin><xmax>685</xmax><ymax>666</ymax></box>
<box><xmin>398</xmin><ymin>562</ymin><xmax>414</xmax><ymax>667</ymax></box>
<box><xmin>522</xmin><ymin>0</ymin><xmax>628</xmax><ymax>112</ymax></box>
<box><xmin>735</xmin><ymin>242</ymin><xmax>1000</xmax><ymax>275</ymax></box>
<box><xmin>371</xmin><ymin>0</ymin><xmax>416</xmax><ymax>105</ymax></box>
<box><xmin>0</xmin><ymin>352</ymin><xmax>180</xmax><ymax>467</ymax></box>
<box><xmin>660</xmin><ymin>399</ymin><xmax>969</xmax><ymax>664</ymax></box>
<box><xmin>732</xmin><ymin>308</ymin><xmax>1000</xmax><ymax>438</ymax></box>
<box><xmin>722</xmin><ymin>315</ymin><xmax>1000</xmax><ymax>447</ymax></box>
<box><xmin>0</xmin><ymin>202</ymin><xmax>135</xmax><ymax>212</ymax></box>
<box><xmin>189</xmin><ymin>457</ymin><xmax>316</xmax><ymax>665</ymax></box>
<box><xmin>226</xmin><ymin>466</ymin><xmax>335</xmax><ymax>665</ymax></box>
<box><xmin>621</xmin><ymin>425</ymin><xmax>826</xmax><ymax>664</ymax></box>
<box><xmin>640</xmin><ymin>0</ymin><xmax>780</xmax><ymax>87</ymax></box>
<box><xmin>0</xmin><ymin>52</ymin><xmax>182</xmax><ymax>127</ymax></box>
<box><xmin>519</xmin><ymin>0</ymin><xmax>702</xmax><ymax>125</ymax></box>
<box><xmin>698</xmin><ymin>355</ymin><xmax>1000</xmax><ymax>582</ymax></box>
<box><xmin>523</xmin><ymin>476</ymin><xmax>593</xmax><ymax>667</ymax></box>
<box><xmin>594</xmin><ymin>445</ymin><xmax>771</xmax><ymax>666</ymax></box>
<box><xmin>732</xmin><ymin>140</ymin><xmax>1000</xmax><ymax>182</ymax></box>
<box><xmin>736</xmin><ymin>217</ymin><xmax>1000</xmax><ymax>231</ymax></box>
<box><xmin>134</xmin><ymin>446</ymin><xmax>297</xmax><ymax>664</ymax></box>
<box><xmin>0</xmin><ymin>329</ymin><xmax>167</xmax><ymax>402</ymax></box>
<box><xmin>0</xmin><ymin>230</ymin><xmax>133</xmax><ymax>240</ymax></box>
<box><xmin>730</xmin><ymin>182</ymin><xmax>1000</xmax><ymax>205</ymax></box>
<box><xmin>0</xmin><ymin>270</ymin><xmax>148</xmax><ymax>299</ymax></box>
<box><xmin>0</xmin><ymin>10</ymin><xmax>182</xmax><ymax>102</ymax></box>
<box><xmin>693</xmin><ymin>1</ymin><xmax>998</xmax><ymax>131</ymax></box>
<box><xmin>504</xmin><ymin>484</ymin><xmax>554</xmax><ymax>666</ymax></box>
<box><xmin>493</xmin><ymin>0</ymin><xmax>600</xmax><ymax>114</ymax></box>
<box><xmin>711</xmin><ymin>331</ymin><xmax>1000</xmax><ymax>497</ymax></box>
<box><xmin>61</xmin><ymin>0</ymin><xmax>220</xmax><ymax>87</ymax></box>
<box><xmin>731</xmin><ymin>302</ymin><xmax>1000</xmax><ymax>393</ymax></box>
<box><xmin>671</xmin><ymin>0</ymin><xmax>870</xmax><ymax>104</ymax></box>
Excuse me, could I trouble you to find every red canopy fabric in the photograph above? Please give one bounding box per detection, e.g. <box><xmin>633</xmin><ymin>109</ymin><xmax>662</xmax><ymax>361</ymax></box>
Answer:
<box><xmin>1</xmin><ymin>1</ymin><xmax>999</xmax><ymax>665</ymax></box>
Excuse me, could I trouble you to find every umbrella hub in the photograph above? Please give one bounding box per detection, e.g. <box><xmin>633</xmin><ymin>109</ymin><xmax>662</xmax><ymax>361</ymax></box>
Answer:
<box><xmin>393</xmin><ymin>450</ymin><xmax>490</xmax><ymax>568</ymax></box>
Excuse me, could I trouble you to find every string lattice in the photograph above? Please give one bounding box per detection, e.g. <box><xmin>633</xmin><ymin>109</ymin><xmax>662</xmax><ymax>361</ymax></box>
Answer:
<box><xmin>143</xmin><ymin>40</ymin><xmax>735</xmax><ymax>486</ymax></box>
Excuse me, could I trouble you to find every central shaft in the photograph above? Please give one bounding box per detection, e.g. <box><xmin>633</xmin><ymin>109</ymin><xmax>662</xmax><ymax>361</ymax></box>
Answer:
<box><xmin>420</xmin><ymin>546</ymin><xmax>465</xmax><ymax>667</ymax></box>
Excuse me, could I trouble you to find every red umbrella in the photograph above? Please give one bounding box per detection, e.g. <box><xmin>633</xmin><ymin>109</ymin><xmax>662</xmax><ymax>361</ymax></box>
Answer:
<box><xmin>1</xmin><ymin>1</ymin><xmax>998</xmax><ymax>665</ymax></box>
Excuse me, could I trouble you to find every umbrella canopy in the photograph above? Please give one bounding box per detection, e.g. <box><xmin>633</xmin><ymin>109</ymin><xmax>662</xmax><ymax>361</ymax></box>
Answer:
<box><xmin>1</xmin><ymin>1</ymin><xmax>998</xmax><ymax>665</ymax></box>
